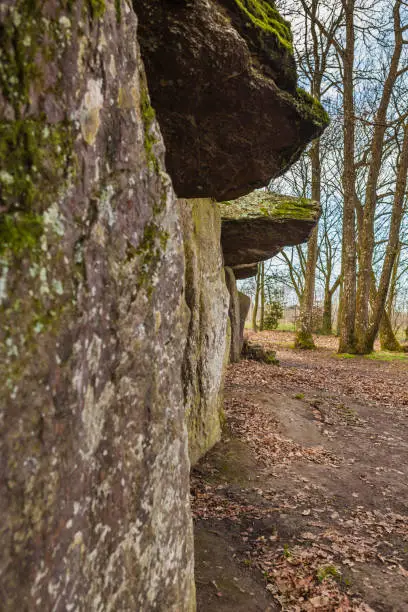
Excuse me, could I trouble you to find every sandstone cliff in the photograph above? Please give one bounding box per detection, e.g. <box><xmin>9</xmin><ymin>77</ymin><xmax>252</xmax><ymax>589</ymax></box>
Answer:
<box><xmin>0</xmin><ymin>1</ymin><xmax>327</xmax><ymax>609</ymax></box>
<box><xmin>0</xmin><ymin>2</ymin><xmax>194</xmax><ymax>609</ymax></box>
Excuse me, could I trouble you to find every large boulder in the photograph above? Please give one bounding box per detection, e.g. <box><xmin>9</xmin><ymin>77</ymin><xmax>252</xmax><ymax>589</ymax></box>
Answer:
<box><xmin>179</xmin><ymin>198</ymin><xmax>230</xmax><ymax>465</ymax></box>
<box><xmin>225</xmin><ymin>267</ymin><xmax>241</xmax><ymax>363</ymax></box>
<box><xmin>133</xmin><ymin>0</ymin><xmax>329</xmax><ymax>200</ymax></box>
<box><xmin>219</xmin><ymin>191</ymin><xmax>320</xmax><ymax>271</ymax></box>
<box><xmin>0</xmin><ymin>2</ymin><xmax>194</xmax><ymax>609</ymax></box>
<box><xmin>238</xmin><ymin>291</ymin><xmax>251</xmax><ymax>351</ymax></box>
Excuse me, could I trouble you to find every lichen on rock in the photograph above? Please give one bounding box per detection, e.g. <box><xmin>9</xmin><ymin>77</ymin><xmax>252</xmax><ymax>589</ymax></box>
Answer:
<box><xmin>219</xmin><ymin>190</ymin><xmax>320</xmax><ymax>270</ymax></box>
<box><xmin>0</xmin><ymin>2</ymin><xmax>195</xmax><ymax>610</ymax></box>
<box><xmin>179</xmin><ymin>198</ymin><xmax>230</xmax><ymax>465</ymax></box>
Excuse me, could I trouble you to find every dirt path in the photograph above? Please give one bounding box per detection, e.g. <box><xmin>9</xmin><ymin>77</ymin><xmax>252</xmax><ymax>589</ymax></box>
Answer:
<box><xmin>192</xmin><ymin>331</ymin><xmax>408</xmax><ymax>611</ymax></box>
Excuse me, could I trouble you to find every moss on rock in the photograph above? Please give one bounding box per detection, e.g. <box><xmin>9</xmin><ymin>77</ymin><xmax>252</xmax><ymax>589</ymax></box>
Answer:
<box><xmin>232</xmin><ymin>0</ymin><xmax>293</xmax><ymax>52</ymax></box>
<box><xmin>295</xmin><ymin>87</ymin><xmax>330</xmax><ymax>128</ymax></box>
<box><xmin>219</xmin><ymin>191</ymin><xmax>320</xmax><ymax>222</ymax></box>
<box><xmin>0</xmin><ymin>119</ymin><xmax>74</xmax><ymax>215</ymax></box>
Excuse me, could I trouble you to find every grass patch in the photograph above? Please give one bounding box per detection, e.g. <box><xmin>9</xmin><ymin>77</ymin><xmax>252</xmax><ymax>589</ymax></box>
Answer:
<box><xmin>365</xmin><ymin>351</ymin><xmax>408</xmax><ymax>362</ymax></box>
<box><xmin>335</xmin><ymin>351</ymin><xmax>408</xmax><ymax>362</ymax></box>
<box><xmin>277</xmin><ymin>321</ymin><xmax>296</xmax><ymax>331</ymax></box>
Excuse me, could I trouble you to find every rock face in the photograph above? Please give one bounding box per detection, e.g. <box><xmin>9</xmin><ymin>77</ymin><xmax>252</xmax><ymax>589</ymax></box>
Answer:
<box><xmin>225</xmin><ymin>267</ymin><xmax>241</xmax><ymax>363</ymax></box>
<box><xmin>234</xmin><ymin>263</ymin><xmax>260</xmax><ymax>280</ymax></box>
<box><xmin>179</xmin><ymin>199</ymin><xmax>230</xmax><ymax>465</ymax></box>
<box><xmin>133</xmin><ymin>0</ymin><xmax>329</xmax><ymax>200</ymax></box>
<box><xmin>220</xmin><ymin>193</ymin><xmax>320</xmax><ymax>363</ymax></box>
<box><xmin>238</xmin><ymin>291</ymin><xmax>251</xmax><ymax>351</ymax></box>
<box><xmin>0</xmin><ymin>3</ymin><xmax>194</xmax><ymax>610</ymax></box>
<box><xmin>1</xmin><ymin>0</ymin><xmax>327</xmax><ymax>607</ymax></box>
<box><xmin>220</xmin><ymin>191</ymin><xmax>320</xmax><ymax>271</ymax></box>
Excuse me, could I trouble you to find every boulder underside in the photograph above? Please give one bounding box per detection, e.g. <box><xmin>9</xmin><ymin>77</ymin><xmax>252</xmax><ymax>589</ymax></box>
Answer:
<box><xmin>133</xmin><ymin>0</ymin><xmax>329</xmax><ymax>200</ymax></box>
<box><xmin>220</xmin><ymin>191</ymin><xmax>320</xmax><ymax>272</ymax></box>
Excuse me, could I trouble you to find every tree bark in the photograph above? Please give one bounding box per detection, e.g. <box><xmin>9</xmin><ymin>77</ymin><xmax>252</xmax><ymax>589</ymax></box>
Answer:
<box><xmin>322</xmin><ymin>276</ymin><xmax>340</xmax><ymax>335</ymax></box>
<box><xmin>338</xmin><ymin>0</ymin><xmax>357</xmax><ymax>354</ymax></box>
<box><xmin>364</xmin><ymin>121</ymin><xmax>408</xmax><ymax>351</ymax></box>
<box><xmin>355</xmin><ymin>1</ymin><xmax>404</xmax><ymax>353</ymax></box>
<box><xmin>379</xmin><ymin>310</ymin><xmax>402</xmax><ymax>352</ymax></box>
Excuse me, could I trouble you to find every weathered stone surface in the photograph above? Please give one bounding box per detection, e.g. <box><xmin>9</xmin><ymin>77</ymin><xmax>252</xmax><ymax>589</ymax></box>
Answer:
<box><xmin>0</xmin><ymin>2</ymin><xmax>194</xmax><ymax>610</ymax></box>
<box><xmin>179</xmin><ymin>198</ymin><xmax>230</xmax><ymax>465</ymax></box>
<box><xmin>133</xmin><ymin>0</ymin><xmax>329</xmax><ymax>200</ymax></box>
<box><xmin>225</xmin><ymin>267</ymin><xmax>241</xmax><ymax>363</ymax></box>
<box><xmin>242</xmin><ymin>338</ymin><xmax>279</xmax><ymax>364</ymax></box>
<box><xmin>238</xmin><ymin>292</ymin><xmax>251</xmax><ymax>352</ymax></box>
<box><xmin>219</xmin><ymin>191</ymin><xmax>320</xmax><ymax>267</ymax></box>
<box><xmin>233</xmin><ymin>263</ymin><xmax>259</xmax><ymax>279</ymax></box>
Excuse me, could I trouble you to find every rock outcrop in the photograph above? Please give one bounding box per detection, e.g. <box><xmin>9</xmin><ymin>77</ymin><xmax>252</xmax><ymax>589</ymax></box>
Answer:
<box><xmin>0</xmin><ymin>3</ymin><xmax>194</xmax><ymax>610</ymax></box>
<box><xmin>179</xmin><ymin>199</ymin><xmax>230</xmax><ymax>465</ymax></box>
<box><xmin>220</xmin><ymin>191</ymin><xmax>320</xmax><ymax>271</ymax></box>
<box><xmin>238</xmin><ymin>291</ymin><xmax>251</xmax><ymax>351</ymax></box>
<box><xmin>225</xmin><ymin>267</ymin><xmax>241</xmax><ymax>363</ymax></box>
<box><xmin>220</xmin><ymin>192</ymin><xmax>320</xmax><ymax>363</ymax></box>
<box><xmin>1</xmin><ymin>0</ymin><xmax>326</xmax><ymax>609</ymax></box>
<box><xmin>133</xmin><ymin>0</ymin><xmax>329</xmax><ymax>200</ymax></box>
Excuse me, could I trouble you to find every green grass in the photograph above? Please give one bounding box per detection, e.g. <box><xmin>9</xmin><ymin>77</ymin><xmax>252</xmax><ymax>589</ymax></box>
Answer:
<box><xmin>335</xmin><ymin>351</ymin><xmax>408</xmax><ymax>362</ymax></box>
<box><xmin>366</xmin><ymin>351</ymin><xmax>408</xmax><ymax>362</ymax></box>
<box><xmin>277</xmin><ymin>321</ymin><xmax>296</xmax><ymax>331</ymax></box>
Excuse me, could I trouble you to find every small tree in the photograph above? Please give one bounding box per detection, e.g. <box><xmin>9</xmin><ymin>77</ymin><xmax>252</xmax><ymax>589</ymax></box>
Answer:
<box><xmin>263</xmin><ymin>286</ymin><xmax>284</xmax><ymax>330</ymax></box>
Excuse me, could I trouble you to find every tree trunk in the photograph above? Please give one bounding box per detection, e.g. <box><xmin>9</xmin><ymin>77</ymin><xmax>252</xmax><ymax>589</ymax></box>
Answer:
<box><xmin>369</xmin><ymin>271</ymin><xmax>402</xmax><ymax>352</ymax></box>
<box><xmin>364</xmin><ymin>122</ymin><xmax>408</xmax><ymax>352</ymax></box>
<box><xmin>379</xmin><ymin>310</ymin><xmax>402</xmax><ymax>352</ymax></box>
<box><xmin>322</xmin><ymin>290</ymin><xmax>332</xmax><ymax>335</ymax></box>
<box><xmin>295</xmin><ymin>138</ymin><xmax>320</xmax><ymax>349</ymax></box>
<box><xmin>338</xmin><ymin>0</ymin><xmax>357</xmax><ymax>354</ymax></box>
<box><xmin>252</xmin><ymin>264</ymin><xmax>260</xmax><ymax>332</ymax></box>
<box><xmin>354</xmin><ymin>2</ymin><xmax>403</xmax><ymax>353</ymax></box>
<box><xmin>336</xmin><ymin>277</ymin><xmax>343</xmax><ymax>337</ymax></box>
<box><xmin>260</xmin><ymin>262</ymin><xmax>265</xmax><ymax>331</ymax></box>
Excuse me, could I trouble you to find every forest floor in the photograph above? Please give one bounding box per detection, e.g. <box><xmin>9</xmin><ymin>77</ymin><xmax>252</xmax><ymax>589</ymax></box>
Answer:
<box><xmin>192</xmin><ymin>330</ymin><xmax>408</xmax><ymax>612</ymax></box>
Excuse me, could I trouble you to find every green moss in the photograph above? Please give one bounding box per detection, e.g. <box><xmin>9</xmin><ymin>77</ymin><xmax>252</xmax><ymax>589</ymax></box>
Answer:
<box><xmin>140</xmin><ymin>85</ymin><xmax>159</xmax><ymax>172</ymax></box>
<box><xmin>0</xmin><ymin>3</ymin><xmax>43</xmax><ymax>115</ymax></box>
<box><xmin>295</xmin><ymin>87</ymin><xmax>330</xmax><ymax>127</ymax></box>
<box><xmin>0</xmin><ymin>119</ymin><xmax>74</xmax><ymax>215</ymax></box>
<box><xmin>0</xmin><ymin>213</ymin><xmax>44</xmax><ymax>257</ymax></box>
<box><xmin>231</xmin><ymin>0</ymin><xmax>292</xmax><ymax>50</ymax></box>
<box><xmin>224</xmin><ymin>0</ymin><xmax>297</xmax><ymax>90</ymax></box>
<box><xmin>232</xmin><ymin>0</ymin><xmax>293</xmax><ymax>51</ymax></box>
<box><xmin>114</xmin><ymin>0</ymin><xmax>122</xmax><ymax>24</ymax></box>
<box><xmin>87</xmin><ymin>0</ymin><xmax>106</xmax><ymax>19</ymax></box>
<box><xmin>0</xmin><ymin>2</ymin><xmax>106</xmax><ymax>117</ymax></box>
<box><xmin>219</xmin><ymin>191</ymin><xmax>320</xmax><ymax>222</ymax></box>
<box><xmin>294</xmin><ymin>330</ymin><xmax>316</xmax><ymax>350</ymax></box>
<box><xmin>134</xmin><ymin>222</ymin><xmax>169</xmax><ymax>293</ymax></box>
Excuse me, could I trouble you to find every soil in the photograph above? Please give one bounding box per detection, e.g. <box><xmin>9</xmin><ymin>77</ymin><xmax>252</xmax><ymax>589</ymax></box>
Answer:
<box><xmin>192</xmin><ymin>331</ymin><xmax>408</xmax><ymax>611</ymax></box>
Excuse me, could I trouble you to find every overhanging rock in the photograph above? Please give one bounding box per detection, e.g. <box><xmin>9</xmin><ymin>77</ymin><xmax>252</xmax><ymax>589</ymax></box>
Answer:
<box><xmin>219</xmin><ymin>191</ymin><xmax>320</xmax><ymax>275</ymax></box>
<box><xmin>133</xmin><ymin>0</ymin><xmax>329</xmax><ymax>200</ymax></box>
